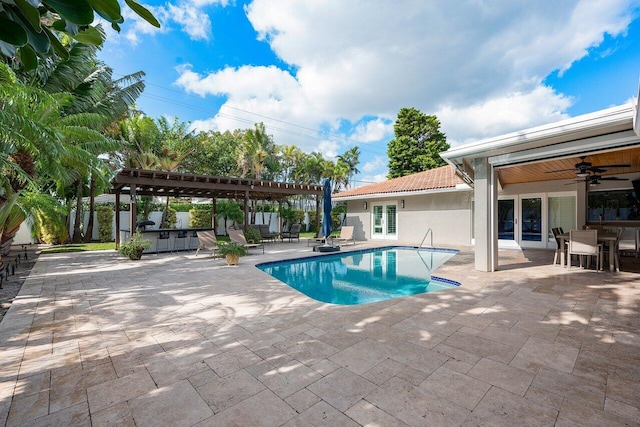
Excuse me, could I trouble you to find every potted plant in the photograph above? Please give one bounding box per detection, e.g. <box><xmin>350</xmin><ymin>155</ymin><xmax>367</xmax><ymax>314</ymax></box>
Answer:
<box><xmin>217</xmin><ymin>242</ymin><xmax>247</xmax><ymax>265</ymax></box>
<box><xmin>118</xmin><ymin>231</ymin><xmax>152</xmax><ymax>260</ymax></box>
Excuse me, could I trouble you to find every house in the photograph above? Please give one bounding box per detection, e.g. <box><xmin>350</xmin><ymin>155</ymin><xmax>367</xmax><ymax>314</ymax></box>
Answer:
<box><xmin>333</xmin><ymin>165</ymin><xmax>473</xmax><ymax>246</ymax></box>
<box><xmin>337</xmin><ymin>99</ymin><xmax>640</xmax><ymax>272</ymax></box>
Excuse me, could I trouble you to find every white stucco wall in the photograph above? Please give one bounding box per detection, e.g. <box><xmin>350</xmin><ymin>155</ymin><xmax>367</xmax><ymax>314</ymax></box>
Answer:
<box><xmin>343</xmin><ymin>190</ymin><xmax>473</xmax><ymax>247</ymax></box>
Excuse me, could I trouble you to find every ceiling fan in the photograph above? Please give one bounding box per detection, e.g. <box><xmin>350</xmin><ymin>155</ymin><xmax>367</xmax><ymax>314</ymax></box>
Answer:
<box><xmin>567</xmin><ymin>173</ymin><xmax>629</xmax><ymax>186</ymax></box>
<box><xmin>548</xmin><ymin>156</ymin><xmax>631</xmax><ymax>177</ymax></box>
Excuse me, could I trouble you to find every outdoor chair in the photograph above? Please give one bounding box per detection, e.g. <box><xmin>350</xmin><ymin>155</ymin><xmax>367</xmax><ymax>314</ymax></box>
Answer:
<box><xmin>257</xmin><ymin>224</ymin><xmax>277</xmax><ymax>242</ymax></box>
<box><xmin>281</xmin><ymin>223</ymin><xmax>301</xmax><ymax>242</ymax></box>
<box><xmin>333</xmin><ymin>226</ymin><xmax>355</xmax><ymax>246</ymax></box>
<box><xmin>551</xmin><ymin>227</ymin><xmax>567</xmax><ymax>266</ymax></box>
<box><xmin>195</xmin><ymin>230</ymin><xmax>219</xmax><ymax>257</ymax></box>
<box><xmin>608</xmin><ymin>227</ymin><xmax>625</xmax><ymax>272</ymax></box>
<box><xmin>228</xmin><ymin>228</ymin><xmax>265</xmax><ymax>253</ymax></box>
<box><xmin>568</xmin><ymin>229</ymin><xmax>602</xmax><ymax>271</ymax></box>
<box><xmin>156</xmin><ymin>231</ymin><xmax>170</xmax><ymax>254</ymax></box>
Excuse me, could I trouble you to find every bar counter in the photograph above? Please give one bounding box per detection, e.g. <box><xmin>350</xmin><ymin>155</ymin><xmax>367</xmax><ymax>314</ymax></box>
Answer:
<box><xmin>120</xmin><ymin>228</ymin><xmax>215</xmax><ymax>253</ymax></box>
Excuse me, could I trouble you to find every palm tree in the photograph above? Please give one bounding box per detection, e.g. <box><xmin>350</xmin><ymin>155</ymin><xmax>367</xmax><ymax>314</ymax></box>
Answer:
<box><xmin>0</xmin><ymin>63</ymin><xmax>104</xmax><ymax>250</ymax></box>
<box><xmin>337</xmin><ymin>146</ymin><xmax>361</xmax><ymax>189</ymax></box>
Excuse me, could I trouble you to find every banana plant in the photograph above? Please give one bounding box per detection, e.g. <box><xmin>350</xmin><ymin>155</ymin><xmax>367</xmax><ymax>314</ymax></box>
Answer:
<box><xmin>0</xmin><ymin>0</ymin><xmax>159</xmax><ymax>70</ymax></box>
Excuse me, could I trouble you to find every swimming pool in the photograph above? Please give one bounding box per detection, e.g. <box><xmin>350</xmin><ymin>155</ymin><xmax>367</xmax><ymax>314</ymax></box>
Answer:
<box><xmin>257</xmin><ymin>246</ymin><xmax>460</xmax><ymax>305</ymax></box>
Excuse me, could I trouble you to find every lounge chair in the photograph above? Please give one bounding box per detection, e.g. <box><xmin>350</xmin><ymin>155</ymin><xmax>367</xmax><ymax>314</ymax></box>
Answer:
<box><xmin>195</xmin><ymin>230</ymin><xmax>219</xmax><ymax>257</ymax></box>
<box><xmin>228</xmin><ymin>228</ymin><xmax>265</xmax><ymax>254</ymax></box>
<box><xmin>333</xmin><ymin>226</ymin><xmax>355</xmax><ymax>246</ymax></box>
<box><xmin>281</xmin><ymin>223</ymin><xmax>301</xmax><ymax>242</ymax></box>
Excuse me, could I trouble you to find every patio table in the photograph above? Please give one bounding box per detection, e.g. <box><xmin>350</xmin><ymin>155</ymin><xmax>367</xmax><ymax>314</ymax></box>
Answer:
<box><xmin>559</xmin><ymin>231</ymin><xmax>618</xmax><ymax>271</ymax></box>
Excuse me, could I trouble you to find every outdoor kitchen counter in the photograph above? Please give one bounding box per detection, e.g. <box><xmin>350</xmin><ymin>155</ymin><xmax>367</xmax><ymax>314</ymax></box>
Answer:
<box><xmin>120</xmin><ymin>228</ymin><xmax>215</xmax><ymax>253</ymax></box>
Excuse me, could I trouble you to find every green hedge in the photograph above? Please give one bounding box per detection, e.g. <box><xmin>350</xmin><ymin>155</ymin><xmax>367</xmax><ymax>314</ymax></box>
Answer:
<box><xmin>190</xmin><ymin>209</ymin><xmax>213</xmax><ymax>228</ymax></box>
<box><xmin>96</xmin><ymin>206</ymin><xmax>114</xmax><ymax>242</ymax></box>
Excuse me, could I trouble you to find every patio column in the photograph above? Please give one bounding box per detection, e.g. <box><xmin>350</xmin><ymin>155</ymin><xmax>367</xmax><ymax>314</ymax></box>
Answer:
<box><xmin>473</xmin><ymin>157</ymin><xmax>498</xmax><ymax>272</ymax></box>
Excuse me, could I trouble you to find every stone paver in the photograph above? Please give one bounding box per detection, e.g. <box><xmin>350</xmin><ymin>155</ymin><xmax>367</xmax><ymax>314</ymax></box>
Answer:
<box><xmin>0</xmin><ymin>243</ymin><xmax>638</xmax><ymax>426</ymax></box>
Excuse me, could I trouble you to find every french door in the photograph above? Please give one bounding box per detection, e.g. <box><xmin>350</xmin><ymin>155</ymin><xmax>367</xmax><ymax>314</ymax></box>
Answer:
<box><xmin>372</xmin><ymin>203</ymin><xmax>397</xmax><ymax>240</ymax></box>
<box><xmin>498</xmin><ymin>195</ymin><xmax>546</xmax><ymax>248</ymax></box>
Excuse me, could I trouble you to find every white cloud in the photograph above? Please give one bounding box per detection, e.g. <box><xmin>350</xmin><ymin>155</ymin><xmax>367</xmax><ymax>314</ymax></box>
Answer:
<box><xmin>350</xmin><ymin>119</ymin><xmax>393</xmax><ymax>143</ymax></box>
<box><xmin>318</xmin><ymin>140</ymin><xmax>340</xmax><ymax>158</ymax></box>
<box><xmin>168</xmin><ymin>0</ymin><xmax>637</xmax><ymax>177</ymax></box>
<box><xmin>362</xmin><ymin>157</ymin><xmax>386</xmax><ymax>173</ymax></box>
<box><xmin>177</xmin><ymin>1</ymin><xmax>634</xmax><ymax>138</ymax></box>
<box><xmin>167</xmin><ymin>3</ymin><xmax>211</xmax><ymax>41</ymax></box>
<box><xmin>356</xmin><ymin>173</ymin><xmax>388</xmax><ymax>187</ymax></box>
<box><xmin>437</xmin><ymin>86</ymin><xmax>573</xmax><ymax>147</ymax></box>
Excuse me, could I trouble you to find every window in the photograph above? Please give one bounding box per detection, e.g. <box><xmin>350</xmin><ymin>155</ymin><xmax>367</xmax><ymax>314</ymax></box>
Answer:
<box><xmin>588</xmin><ymin>189</ymin><xmax>640</xmax><ymax>221</ymax></box>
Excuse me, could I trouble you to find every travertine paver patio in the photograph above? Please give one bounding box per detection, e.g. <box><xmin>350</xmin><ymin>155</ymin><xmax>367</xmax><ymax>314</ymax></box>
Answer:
<box><xmin>0</xmin><ymin>241</ymin><xmax>639</xmax><ymax>426</ymax></box>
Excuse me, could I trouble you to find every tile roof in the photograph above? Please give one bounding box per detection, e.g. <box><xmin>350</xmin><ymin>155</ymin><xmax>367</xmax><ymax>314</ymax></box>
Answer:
<box><xmin>334</xmin><ymin>165</ymin><xmax>466</xmax><ymax>199</ymax></box>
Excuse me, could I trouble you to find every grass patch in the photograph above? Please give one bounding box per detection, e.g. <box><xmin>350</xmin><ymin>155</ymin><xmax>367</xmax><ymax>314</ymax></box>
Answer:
<box><xmin>41</xmin><ymin>242</ymin><xmax>116</xmax><ymax>253</ymax></box>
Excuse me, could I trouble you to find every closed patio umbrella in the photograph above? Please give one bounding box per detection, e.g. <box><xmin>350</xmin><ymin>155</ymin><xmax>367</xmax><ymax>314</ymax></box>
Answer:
<box><xmin>322</xmin><ymin>179</ymin><xmax>332</xmax><ymax>240</ymax></box>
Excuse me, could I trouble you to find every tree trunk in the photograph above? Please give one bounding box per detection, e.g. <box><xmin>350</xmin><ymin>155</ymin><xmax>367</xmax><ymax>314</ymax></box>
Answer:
<box><xmin>83</xmin><ymin>176</ymin><xmax>96</xmax><ymax>242</ymax></box>
<box><xmin>72</xmin><ymin>180</ymin><xmax>83</xmax><ymax>243</ymax></box>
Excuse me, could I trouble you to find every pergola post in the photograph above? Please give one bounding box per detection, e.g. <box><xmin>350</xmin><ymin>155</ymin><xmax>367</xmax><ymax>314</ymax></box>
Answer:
<box><xmin>130</xmin><ymin>185</ymin><xmax>137</xmax><ymax>237</ymax></box>
<box><xmin>278</xmin><ymin>200</ymin><xmax>283</xmax><ymax>236</ymax></box>
<box><xmin>315</xmin><ymin>194</ymin><xmax>320</xmax><ymax>236</ymax></box>
<box><xmin>244</xmin><ymin>190</ymin><xmax>249</xmax><ymax>230</ymax></box>
<box><xmin>115</xmin><ymin>191</ymin><xmax>121</xmax><ymax>249</ymax></box>
<box><xmin>211</xmin><ymin>197</ymin><xmax>216</xmax><ymax>232</ymax></box>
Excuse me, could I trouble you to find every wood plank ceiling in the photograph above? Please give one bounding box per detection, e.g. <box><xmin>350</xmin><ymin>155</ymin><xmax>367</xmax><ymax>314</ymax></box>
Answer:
<box><xmin>496</xmin><ymin>145</ymin><xmax>640</xmax><ymax>185</ymax></box>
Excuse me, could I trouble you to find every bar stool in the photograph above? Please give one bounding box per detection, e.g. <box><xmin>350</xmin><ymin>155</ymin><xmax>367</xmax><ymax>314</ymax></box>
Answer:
<box><xmin>156</xmin><ymin>231</ymin><xmax>170</xmax><ymax>254</ymax></box>
<box><xmin>173</xmin><ymin>230</ymin><xmax>188</xmax><ymax>252</ymax></box>
<box><xmin>188</xmin><ymin>230</ymin><xmax>199</xmax><ymax>251</ymax></box>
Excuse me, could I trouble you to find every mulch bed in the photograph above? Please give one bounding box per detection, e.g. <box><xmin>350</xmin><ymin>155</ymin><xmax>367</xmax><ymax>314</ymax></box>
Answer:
<box><xmin>0</xmin><ymin>244</ymin><xmax>40</xmax><ymax>322</ymax></box>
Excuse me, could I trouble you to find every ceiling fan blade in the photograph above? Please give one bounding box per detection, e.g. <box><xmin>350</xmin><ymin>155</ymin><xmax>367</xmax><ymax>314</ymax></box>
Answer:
<box><xmin>599</xmin><ymin>177</ymin><xmax>629</xmax><ymax>181</ymax></box>
<box><xmin>591</xmin><ymin>163</ymin><xmax>631</xmax><ymax>169</ymax></box>
<box><xmin>545</xmin><ymin>168</ymin><xmax>581</xmax><ymax>173</ymax></box>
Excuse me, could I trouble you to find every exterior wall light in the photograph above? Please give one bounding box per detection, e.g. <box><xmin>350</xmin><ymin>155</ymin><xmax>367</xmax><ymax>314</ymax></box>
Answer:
<box><xmin>363</xmin><ymin>201</ymin><xmax>368</xmax><ymax>210</ymax></box>
<box><xmin>401</xmin><ymin>199</ymin><xmax>405</xmax><ymax>209</ymax></box>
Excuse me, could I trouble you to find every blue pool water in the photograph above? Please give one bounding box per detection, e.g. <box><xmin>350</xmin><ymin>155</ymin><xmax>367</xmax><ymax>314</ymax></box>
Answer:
<box><xmin>257</xmin><ymin>246</ymin><xmax>460</xmax><ymax>305</ymax></box>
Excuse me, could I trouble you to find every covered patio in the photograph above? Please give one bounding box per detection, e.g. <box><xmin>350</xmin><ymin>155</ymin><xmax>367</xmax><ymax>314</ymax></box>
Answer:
<box><xmin>0</xmin><ymin>241</ymin><xmax>638</xmax><ymax>425</ymax></box>
<box><xmin>441</xmin><ymin>102</ymin><xmax>640</xmax><ymax>272</ymax></box>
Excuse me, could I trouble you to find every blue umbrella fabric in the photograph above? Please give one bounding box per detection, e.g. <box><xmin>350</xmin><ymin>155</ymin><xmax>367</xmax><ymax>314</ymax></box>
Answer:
<box><xmin>322</xmin><ymin>179</ymin><xmax>332</xmax><ymax>239</ymax></box>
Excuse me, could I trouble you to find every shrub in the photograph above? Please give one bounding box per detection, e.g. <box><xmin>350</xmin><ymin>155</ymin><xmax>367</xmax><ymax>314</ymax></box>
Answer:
<box><xmin>217</xmin><ymin>242</ymin><xmax>247</xmax><ymax>257</ymax></box>
<box><xmin>243</xmin><ymin>226</ymin><xmax>262</xmax><ymax>244</ymax></box>
<box><xmin>160</xmin><ymin>207</ymin><xmax>177</xmax><ymax>228</ymax></box>
<box><xmin>189</xmin><ymin>209</ymin><xmax>212</xmax><ymax>228</ymax></box>
<box><xmin>118</xmin><ymin>232</ymin><xmax>151</xmax><ymax>260</ymax></box>
<box><xmin>96</xmin><ymin>205</ymin><xmax>113</xmax><ymax>242</ymax></box>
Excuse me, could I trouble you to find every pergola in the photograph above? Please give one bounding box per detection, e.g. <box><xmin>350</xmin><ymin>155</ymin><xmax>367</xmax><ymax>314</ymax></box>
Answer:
<box><xmin>111</xmin><ymin>168</ymin><xmax>324</xmax><ymax>247</ymax></box>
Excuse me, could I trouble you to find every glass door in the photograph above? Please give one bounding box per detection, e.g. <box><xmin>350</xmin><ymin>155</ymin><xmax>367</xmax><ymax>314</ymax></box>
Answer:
<box><xmin>385</xmin><ymin>204</ymin><xmax>397</xmax><ymax>238</ymax></box>
<box><xmin>520</xmin><ymin>195</ymin><xmax>545</xmax><ymax>248</ymax></box>
<box><xmin>372</xmin><ymin>205</ymin><xmax>383</xmax><ymax>236</ymax></box>
<box><xmin>498</xmin><ymin>199</ymin><xmax>518</xmax><ymax>248</ymax></box>
<box><xmin>371</xmin><ymin>203</ymin><xmax>398</xmax><ymax>239</ymax></box>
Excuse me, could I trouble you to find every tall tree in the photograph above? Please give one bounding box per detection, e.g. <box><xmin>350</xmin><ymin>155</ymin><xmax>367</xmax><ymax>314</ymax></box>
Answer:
<box><xmin>387</xmin><ymin>107</ymin><xmax>449</xmax><ymax>179</ymax></box>
<box><xmin>336</xmin><ymin>146</ymin><xmax>361</xmax><ymax>189</ymax></box>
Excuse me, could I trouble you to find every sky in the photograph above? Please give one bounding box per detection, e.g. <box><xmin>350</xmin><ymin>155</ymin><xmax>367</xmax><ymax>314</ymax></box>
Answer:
<box><xmin>99</xmin><ymin>0</ymin><xmax>640</xmax><ymax>187</ymax></box>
